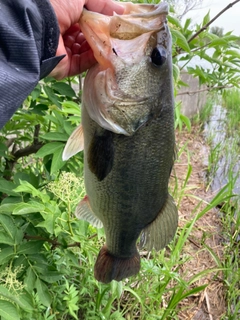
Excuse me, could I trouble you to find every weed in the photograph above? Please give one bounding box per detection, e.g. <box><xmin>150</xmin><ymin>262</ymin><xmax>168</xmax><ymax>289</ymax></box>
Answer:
<box><xmin>193</xmin><ymin>95</ymin><xmax>215</xmax><ymax>125</ymax></box>
<box><xmin>201</xmin><ymin>88</ymin><xmax>240</xmax><ymax>319</ymax></box>
<box><xmin>222</xmin><ymin>89</ymin><xmax>240</xmax><ymax>132</ymax></box>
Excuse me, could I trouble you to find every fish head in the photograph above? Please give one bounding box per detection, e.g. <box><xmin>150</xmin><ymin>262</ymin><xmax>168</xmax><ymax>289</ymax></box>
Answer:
<box><xmin>80</xmin><ymin>2</ymin><xmax>173</xmax><ymax>135</ymax></box>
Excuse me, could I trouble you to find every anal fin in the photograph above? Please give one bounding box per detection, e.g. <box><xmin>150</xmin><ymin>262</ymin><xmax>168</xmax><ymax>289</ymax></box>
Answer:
<box><xmin>140</xmin><ymin>194</ymin><xmax>178</xmax><ymax>251</ymax></box>
<box><xmin>75</xmin><ymin>195</ymin><xmax>103</xmax><ymax>228</ymax></box>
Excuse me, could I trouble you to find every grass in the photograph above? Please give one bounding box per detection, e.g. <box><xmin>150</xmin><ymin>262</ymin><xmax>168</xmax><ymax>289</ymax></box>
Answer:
<box><xmin>192</xmin><ymin>94</ymin><xmax>216</xmax><ymax>126</ymax></box>
<box><xmin>222</xmin><ymin>88</ymin><xmax>240</xmax><ymax>132</ymax></box>
<box><xmin>219</xmin><ymin>184</ymin><xmax>240</xmax><ymax>320</ymax></box>
<box><xmin>195</xmin><ymin>92</ymin><xmax>240</xmax><ymax>319</ymax></box>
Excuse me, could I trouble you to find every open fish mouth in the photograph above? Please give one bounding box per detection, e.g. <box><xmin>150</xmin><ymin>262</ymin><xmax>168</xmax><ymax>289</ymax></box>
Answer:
<box><xmin>79</xmin><ymin>2</ymin><xmax>171</xmax><ymax>135</ymax></box>
<box><xmin>79</xmin><ymin>3</ymin><xmax>169</xmax><ymax>68</ymax></box>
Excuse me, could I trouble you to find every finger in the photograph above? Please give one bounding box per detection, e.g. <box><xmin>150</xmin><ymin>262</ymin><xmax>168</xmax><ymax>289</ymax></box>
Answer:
<box><xmin>69</xmin><ymin>49</ymin><xmax>96</xmax><ymax>75</ymax></box>
<box><xmin>64</xmin><ymin>24</ymin><xmax>82</xmax><ymax>36</ymax></box>
<box><xmin>85</xmin><ymin>0</ymin><xmax>124</xmax><ymax>15</ymax></box>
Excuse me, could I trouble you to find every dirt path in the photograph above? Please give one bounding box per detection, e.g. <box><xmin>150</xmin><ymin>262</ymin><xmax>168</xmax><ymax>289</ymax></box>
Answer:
<box><xmin>173</xmin><ymin>126</ymin><xmax>226</xmax><ymax>320</ymax></box>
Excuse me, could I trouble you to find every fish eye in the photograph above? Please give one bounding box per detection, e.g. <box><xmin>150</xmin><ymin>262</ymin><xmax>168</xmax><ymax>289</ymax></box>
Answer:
<box><xmin>151</xmin><ymin>47</ymin><xmax>166</xmax><ymax>67</ymax></box>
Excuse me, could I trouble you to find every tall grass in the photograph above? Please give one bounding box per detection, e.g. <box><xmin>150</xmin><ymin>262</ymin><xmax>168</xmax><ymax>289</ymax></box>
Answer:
<box><xmin>196</xmin><ymin>91</ymin><xmax>240</xmax><ymax>319</ymax></box>
<box><xmin>222</xmin><ymin>88</ymin><xmax>240</xmax><ymax>132</ymax></box>
<box><xmin>219</xmin><ymin>184</ymin><xmax>240</xmax><ymax>320</ymax></box>
<box><xmin>192</xmin><ymin>94</ymin><xmax>215</xmax><ymax>125</ymax></box>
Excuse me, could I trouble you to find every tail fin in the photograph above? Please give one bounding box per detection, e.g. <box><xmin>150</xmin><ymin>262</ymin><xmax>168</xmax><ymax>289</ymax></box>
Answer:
<box><xmin>94</xmin><ymin>245</ymin><xmax>140</xmax><ymax>283</ymax></box>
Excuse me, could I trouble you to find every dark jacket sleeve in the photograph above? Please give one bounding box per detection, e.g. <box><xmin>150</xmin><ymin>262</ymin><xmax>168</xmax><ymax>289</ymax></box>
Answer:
<box><xmin>0</xmin><ymin>0</ymin><xmax>64</xmax><ymax>129</ymax></box>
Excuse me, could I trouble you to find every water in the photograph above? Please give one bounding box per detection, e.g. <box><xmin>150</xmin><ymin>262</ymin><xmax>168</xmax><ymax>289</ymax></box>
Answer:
<box><xmin>204</xmin><ymin>104</ymin><xmax>240</xmax><ymax>196</ymax></box>
<box><xmin>204</xmin><ymin>103</ymin><xmax>240</xmax><ymax>245</ymax></box>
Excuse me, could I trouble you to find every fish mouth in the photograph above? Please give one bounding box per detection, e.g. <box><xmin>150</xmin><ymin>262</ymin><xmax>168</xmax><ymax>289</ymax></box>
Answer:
<box><xmin>79</xmin><ymin>3</ymin><xmax>169</xmax><ymax>68</ymax></box>
<box><xmin>79</xmin><ymin>3</ymin><xmax>171</xmax><ymax>135</ymax></box>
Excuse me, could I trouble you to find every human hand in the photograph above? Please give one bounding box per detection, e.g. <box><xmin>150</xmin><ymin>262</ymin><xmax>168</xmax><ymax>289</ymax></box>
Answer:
<box><xmin>49</xmin><ymin>0</ymin><xmax>124</xmax><ymax>79</ymax></box>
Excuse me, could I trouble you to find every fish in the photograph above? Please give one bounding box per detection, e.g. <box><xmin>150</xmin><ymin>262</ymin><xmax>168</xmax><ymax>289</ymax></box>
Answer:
<box><xmin>62</xmin><ymin>1</ymin><xmax>178</xmax><ymax>284</ymax></box>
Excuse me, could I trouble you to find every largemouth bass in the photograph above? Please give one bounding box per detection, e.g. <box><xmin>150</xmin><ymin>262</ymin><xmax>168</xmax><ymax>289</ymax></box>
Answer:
<box><xmin>63</xmin><ymin>1</ymin><xmax>178</xmax><ymax>283</ymax></box>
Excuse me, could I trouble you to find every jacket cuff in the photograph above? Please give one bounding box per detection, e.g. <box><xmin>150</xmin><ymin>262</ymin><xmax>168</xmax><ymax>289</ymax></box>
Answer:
<box><xmin>40</xmin><ymin>55</ymin><xmax>65</xmax><ymax>79</ymax></box>
<box><xmin>34</xmin><ymin>0</ymin><xmax>60</xmax><ymax>61</ymax></box>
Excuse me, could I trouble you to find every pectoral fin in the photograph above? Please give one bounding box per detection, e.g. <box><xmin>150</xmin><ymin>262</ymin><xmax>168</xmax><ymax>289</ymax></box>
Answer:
<box><xmin>140</xmin><ymin>194</ymin><xmax>178</xmax><ymax>251</ymax></box>
<box><xmin>62</xmin><ymin>124</ymin><xmax>84</xmax><ymax>161</ymax></box>
<box><xmin>75</xmin><ymin>195</ymin><xmax>103</xmax><ymax>228</ymax></box>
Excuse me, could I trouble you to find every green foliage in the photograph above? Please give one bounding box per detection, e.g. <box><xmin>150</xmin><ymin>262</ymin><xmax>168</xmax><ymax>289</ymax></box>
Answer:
<box><xmin>174</xmin><ymin>102</ymin><xmax>191</xmax><ymax>131</ymax></box>
<box><xmin>218</xmin><ymin>184</ymin><xmax>240</xmax><ymax>320</ymax></box>
<box><xmin>168</xmin><ymin>5</ymin><xmax>240</xmax><ymax>89</ymax></box>
<box><xmin>192</xmin><ymin>95</ymin><xmax>214</xmax><ymax>125</ymax></box>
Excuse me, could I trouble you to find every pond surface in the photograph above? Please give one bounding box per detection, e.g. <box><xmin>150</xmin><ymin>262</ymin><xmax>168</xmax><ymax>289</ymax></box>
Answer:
<box><xmin>204</xmin><ymin>104</ymin><xmax>240</xmax><ymax>197</ymax></box>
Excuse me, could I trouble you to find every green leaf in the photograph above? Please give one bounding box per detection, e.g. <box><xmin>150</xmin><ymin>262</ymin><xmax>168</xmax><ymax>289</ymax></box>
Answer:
<box><xmin>209</xmin><ymin>35</ymin><xmax>240</xmax><ymax>48</ymax></box>
<box><xmin>110</xmin><ymin>311</ymin><xmax>125</xmax><ymax>319</ymax></box>
<box><xmin>202</xmin><ymin>10</ymin><xmax>210</xmax><ymax>26</ymax></box>
<box><xmin>0</xmin><ymin>286</ymin><xmax>33</xmax><ymax>311</ymax></box>
<box><xmin>17</xmin><ymin>291</ymin><xmax>34</xmax><ymax>312</ymax></box>
<box><xmin>168</xmin><ymin>15</ymin><xmax>182</xmax><ymax>30</ymax></box>
<box><xmin>12</xmin><ymin>202</ymin><xmax>45</xmax><ymax>215</ymax></box>
<box><xmin>183</xmin><ymin>18</ymin><xmax>192</xmax><ymax>32</ymax></box>
<box><xmin>40</xmin><ymin>271</ymin><xmax>63</xmax><ymax>283</ymax></box>
<box><xmin>172</xmin><ymin>63</ymin><xmax>180</xmax><ymax>82</ymax></box>
<box><xmin>13</xmin><ymin>172</ymin><xmax>39</xmax><ymax>188</ymax></box>
<box><xmin>37</xmin><ymin>206</ymin><xmax>60</xmax><ymax>234</ymax></box>
<box><xmin>209</xmin><ymin>38</ymin><xmax>228</xmax><ymax>47</ymax></box>
<box><xmin>0</xmin><ymin>214</ymin><xmax>17</xmax><ymax>240</ymax></box>
<box><xmin>17</xmin><ymin>241</ymin><xmax>44</xmax><ymax>254</ymax></box>
<box><xmin>0</xmin><ymin>300</ymin><xmax>20</xmax><ymax>320</ymax></box>
<box><xmin>35</xmin><ymin>278</ymin><xmax>52</xmax><ymax>307</ymax></box>
<box><xmin>180</xmin><ymin>114</ymin><xmax>191</xmax><ymax>132</ymax></box>
<box><xmin>0</xmin><ymin>247</ymin><xmax>15</xmax><ymax>264</ymax></box>
<box><xmin>13</xmin><ymin>180</ymin><xmax>49</xmax><ymax>202</ymax></box>
<box><xmin>63</xmin><ymin>120</ymin><xmax>77</xmax><ymax>136</ymax></box>
<box><xmin>225</xmin><ymin>49</ymin><xmax>240</xmax><ymax>59</ymax></box>
<box><xmin>41</xmin><ymin>132</ymin><xmax>68</xmax><ymax>141</ymax></box>
<box><xmin>0</xmin><ymin>179</ymin><xmax>18</xmax><ymax>197</ymax></box>
<box><xmin>62</xmin><ymin>101</ymin><xmax>81</xmax><ymax>116</ymax></box>
<box><xmin>0</xmin><ymin>232</ymin><xmax>15</xmax><ymax>245</ymax></box>
<box><xmin>111</xmin><ymin>281</ymin><xmax>123</xmax><ymax>300</ymax></box>
<box><xmin>52</xmin><ymin>82</ymin><xmax>76</xmax><ymax>97</ymax></box>
<box><xmin>171</xmin><ymin>29</ymin><xmax>190</xmax><ymax>53</ymax></box>
<box><xmin>31</xmin><ymin>85</ymin><xmax>41</xmax><ymax>101</ymax></box>
<box><xmin>43</xmin><ymin>86</ymin><xmax>61</xmax><ymax>108</ymax></box>
<box><xmin>24</xmin><ymin>267</ymin><xmax>37</xmax><ymax>292</ymax></box>
<box><xmin>37</xmin><ymin>217</ymin><xmax>53</xmax><ymax>234</ymax></box>
<box><xmin>35</xmin><ymin>142</ymin><xmax>64</xmax><ymax>158</ymax></box>
<box><xmin>51</xmin><ymin>146</ymin><xmax>65</xmax><ymax>174</ymax></box>
<box><xmin>32</xmin><ymin>103</ymin><xmax>48</xmax><ymax>115</ymax></box>
<box><xmin>0</xmin><ymin>143</ymin><xmax>8</xmax><ymax>157</ymax></box>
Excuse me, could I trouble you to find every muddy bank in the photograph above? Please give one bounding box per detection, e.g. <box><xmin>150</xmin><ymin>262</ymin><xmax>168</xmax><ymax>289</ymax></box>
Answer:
<box><xmin>173</xmin><ymin>126</ymin><xmax>226</xmax><ymax>319</ymax></box>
